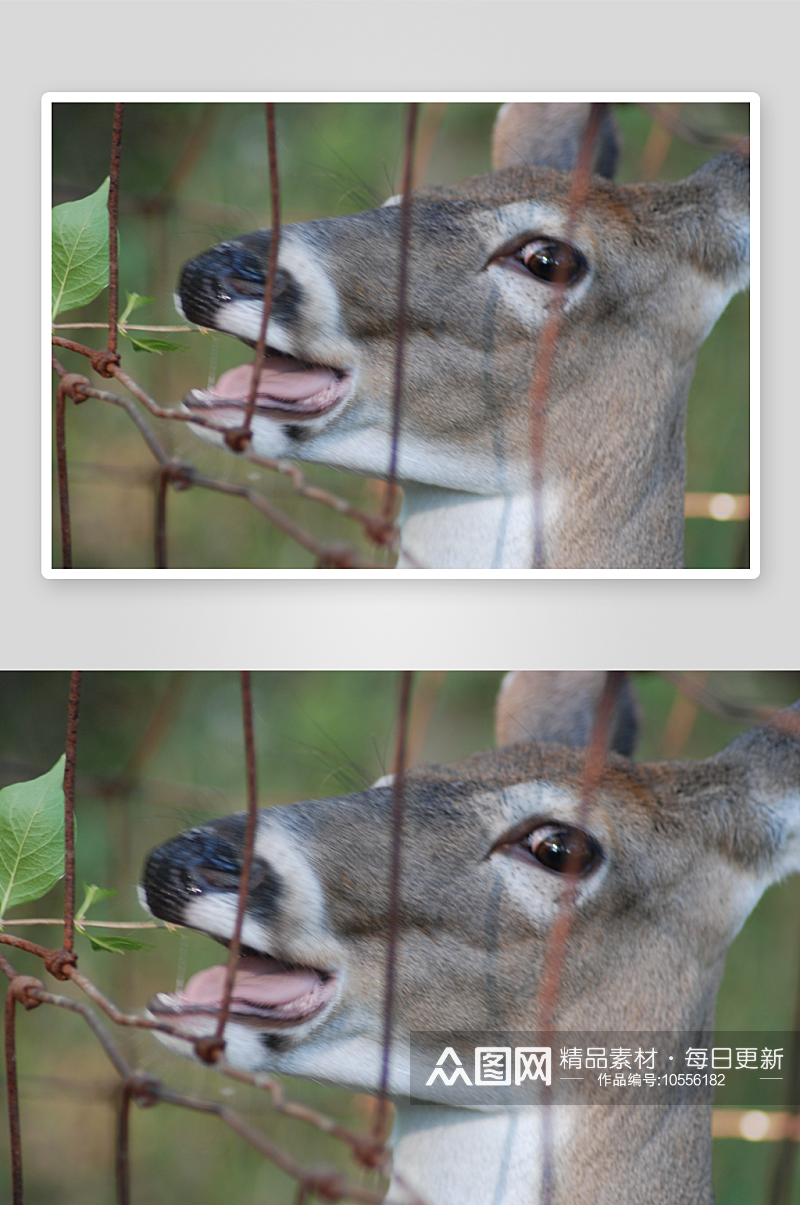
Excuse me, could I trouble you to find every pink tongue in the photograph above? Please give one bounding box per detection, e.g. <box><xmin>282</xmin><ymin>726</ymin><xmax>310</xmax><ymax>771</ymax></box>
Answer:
<box><xmin>212</xmin><ymin>359</ymin><xmax>337</xmax><ymax>403</ymax></box>
<box><xmin>179</xmin><ymin>957</ymin><xmax>319</xmax><ymax>1008</ymax></box>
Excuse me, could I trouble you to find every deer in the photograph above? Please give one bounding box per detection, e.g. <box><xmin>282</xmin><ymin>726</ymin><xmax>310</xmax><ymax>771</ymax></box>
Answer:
<box><xmin>175</xmin><ymin>103</ymin><xmax>750</xmax><ymax>569</ymax></box>
<box><xmin>140</xmin><ymin>672</ymin><xmax>799</xmax><ymax>1205</ymax></box>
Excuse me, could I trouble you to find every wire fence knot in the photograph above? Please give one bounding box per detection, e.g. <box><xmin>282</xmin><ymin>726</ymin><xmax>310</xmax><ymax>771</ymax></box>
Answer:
<box><xmin>194</xmin><ymin>1033</ymin><xmax>226</xmax><ymax>1064</ymax></box>
<box><xmin>304</xmin><ymin>1168</ymin><xmax>351</xmax><ymax>1203</ymax></box>
<box><xmin>8</xmin><ymin>975</ymin><xmax>45</xmax><ymax>1011</ymax></box>
<box><xmin>43</xmin><ymin>949</ymin><xmax>78</xmax><ymax>981</ymax></box>
<box><xmin>363</xmin><ymin>517</ymin><xmax>399</xmax><ymax>549</ymax></box>
<box><xmin>125</xmin><ymin>1071</ymin><xmax>161</xmax><ymax>1109</ymax></box>
<box><xmin>315</xmin><ymin>546</ymin><xmax>363</xmax><ymax>569</ymax></box>
<box><xmin>161</xmin><ymin>460</ymin><xmax>194</xmax><ymax>492</ymax></box>
<box><xmin>350</xmin><ymin>1136</ymin><xmax>391</xmax><ymax>1173</ymax></box>
<box><xmin>59</xmin><ymin>372</ymin><xmax>93</xmax><ymax>405</ymax></box>
<box><xmin>90</xmin><ymin>348</ymin><xmax>121</xmax><ymax>378</ymax></box>
<box><xmin>223</xmin><ymin>427</ymin><xmax>253</xmax><ymax>453</ymax></box>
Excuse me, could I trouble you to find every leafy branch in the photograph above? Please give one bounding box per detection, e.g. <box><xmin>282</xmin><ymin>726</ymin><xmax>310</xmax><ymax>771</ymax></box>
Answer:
<box><xmin>0</xmin><ymin>763</ymin><xmax>153</xmax><ymax>953</ymax></box>
<box><xmin>52</xmin><ymin>182</ymin><xmax>186</xmax><ymax>354</ymax></box>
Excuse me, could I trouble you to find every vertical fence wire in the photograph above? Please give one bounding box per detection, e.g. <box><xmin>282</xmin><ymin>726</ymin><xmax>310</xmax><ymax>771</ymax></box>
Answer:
<box><xmin>4</xmin><ymin>987</ymin><xmax>23</xmax><ymax>1205</ymax></box>
<box><xmin>116</xmin><ymin>1082</ymin><xmax>132</xmax><ymax>1205</ymax></box>
<box><xmin>211</xmin><ymin>671</ymin><xmax>261</xmax><ymax>1051</ymax></box>
<box><xmin>529</xmin><ymin>103</ymin><xmax>606</xmax><ymax>569</ymax></box>
<box><xmin>62</xmin><ymin>671</ymin><xmax>82</xmax><ymax>957</ymax></box>
<box><xmin>537</xmin><ymin>671</ymin><xmax>624</xmax><ymax>1205</ymax></box>
<box><xmin>106</xmin><ymin>105</ymin><xmax>124</xmax><ymax>359</ymax></box>
<box><xmin>768</xmin><ymin>930</ymin><xmax>800</xmax><ymax>1205</ymax></box>
<box><xmin>237</xmin><ymin>103</ymin><xmax>282</xmax><ymax>449</ymax></box>
<box><xmin>54</xmin><ymin>378</ymin><xmax>72</xmax><ymax>570</ymax></box>
<box><xmin>535</xmin><ymin>671</ymin><xmax>623</xmax><ymax>1028</ymax></box>
<box><xmin>384</xmin><ymin>104</ymin><xmax>419</xmax><ymax>523</ymax></box>
<box><xmin>155</xmin><ymin>466</ymin><xmax>170</xmax><ymax>569</ymax></box>
<box><xmin>374</xmin><ymin>671</ymin><xmax>414</xmax><ymax>1139</ymax></box>
<box><xmin>55</xmin><ymin>102</ymin><xmax>124</xmax><ymax>567</ymax></box>
<box><xmin>769</xmin><ymin>978</ymin><xmax>800</xmax><ymax>1204</ymax></box>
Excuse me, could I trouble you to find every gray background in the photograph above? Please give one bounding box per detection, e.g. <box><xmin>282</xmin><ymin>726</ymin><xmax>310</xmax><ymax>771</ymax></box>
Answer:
<box><xmin>12</xmin><ymin>1</ymin><xmax>794</xmax><ymax>669</ymax></box>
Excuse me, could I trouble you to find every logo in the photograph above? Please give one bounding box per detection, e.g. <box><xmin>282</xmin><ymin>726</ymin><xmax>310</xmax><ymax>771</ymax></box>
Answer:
<box><xmin>412</xmin><ymin>1032</ymin><xmax>796</xmax><ymax>1108</ymax></box>
<box><xmin>425</xmin><ymin>1047</ymin><xmax>473</xmax><ymax>1087</ymax></box>
<box><xmin>515</xmin><ymin>1047</ymin><xmax>552</xmax><ymax>1086</ymax></box>
<box><xmin>425</xmin><ymin>1046</ymin><xmax>552</xmax><ymax>1088</ymax></box>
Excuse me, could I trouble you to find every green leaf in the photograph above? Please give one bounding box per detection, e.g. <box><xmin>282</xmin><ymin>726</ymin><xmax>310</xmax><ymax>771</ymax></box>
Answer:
<box><xmin>52</xmin><ymin>178</ymin><xmax>110</xmax><ymax>319</ymax></box>
<box><xmin>86</xmin><ymin>933</ymin><xmax>153</xmax><ymax>954</ymax></box>
<box><xmin>119</xmin><ymin>330</ymin><xmax>185</xmax><ymax>355</ymax></box>
<box><xmin>119</xmin><ymin>291</ymin><xmax>155</xmax><ymax>325</ymax></box>
<box><xmin>0</xmin><ymin>758</ymin><xmax>65</xmax><ymax>919</ymax></box>
<box><xmin>75</xmin><ymin>882</ymin><xmax>117</xmax><ymax>923</ymax></box>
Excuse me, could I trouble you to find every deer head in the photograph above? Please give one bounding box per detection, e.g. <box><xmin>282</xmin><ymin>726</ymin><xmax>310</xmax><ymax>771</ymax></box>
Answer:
<box><xmin>176</xmin><ymin>104</ymin><xmax>750</xmax><ymax>569</ymax></box>
<box><xmin>141</xmin><ymin>674</ymin><xmax>794</xmax><ymax>1205</ymax></box>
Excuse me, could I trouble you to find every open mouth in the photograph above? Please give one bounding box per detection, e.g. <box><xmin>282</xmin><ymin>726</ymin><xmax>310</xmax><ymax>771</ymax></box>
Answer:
<box><xmin>183</xmin><ymin>352</ymin><xmax>352</xmax><ymax>423</ymax></box>
<box><xmin>149</xmin><ymin>947</ymin><xmax>339</xmax><ymax>1032</ymax></box>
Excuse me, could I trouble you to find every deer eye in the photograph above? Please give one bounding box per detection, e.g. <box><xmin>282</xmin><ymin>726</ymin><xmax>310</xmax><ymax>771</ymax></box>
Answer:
<box><xmin>516</xmin><ymin>240</ymin><xmax>586</xmax><ymax>285</ymax></box>
<box><xmin>524</xmin><ymin>824</ymin><xmax>600</xmax><ymax>875</ymax></box>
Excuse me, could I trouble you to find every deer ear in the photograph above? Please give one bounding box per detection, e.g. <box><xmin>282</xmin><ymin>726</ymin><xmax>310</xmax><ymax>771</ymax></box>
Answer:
<box><xmin>491</xmin><ymin>103</ymin><xmax>621</xmax><ymax>179</ymax></box>
<box><xmin>495</xmin><ymin>671</ymin><xmax>639</xmax><ymax>757</ymax></box>
<box><xmin>665</xmin><ymin>144</ymin><xmax>750</xmax><ymax>290</ymax></box>
<box><xmin>706</xmin><ymin>705</ymin><xmax>800</xmax><ymax>882</ymax></box>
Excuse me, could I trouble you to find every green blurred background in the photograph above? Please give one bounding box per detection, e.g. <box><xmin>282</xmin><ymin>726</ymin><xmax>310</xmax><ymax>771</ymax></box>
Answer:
<box><xmin>51</xmin><ymin>101</ymin><xmax>751</xmax><ymax>569</ymax></box>
<box><xmin>0</xmin><ymin>671</ymin><xmax>795</xmax><ymax>1203</ymax></box>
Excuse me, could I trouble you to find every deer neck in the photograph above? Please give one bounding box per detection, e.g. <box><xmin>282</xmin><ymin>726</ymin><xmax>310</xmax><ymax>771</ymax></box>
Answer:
<box><xmin>388</xmin><ymin>1102</ymin><xmax>714</xmax><ymax>1205</ymax></box>
<box><xmin>397</xmin><ymin>485</ymin><xmax>541</xmax><ymax>570</ymax></box>
<box><xmin>395</xmin><ymin>364</ymin><xmax>695</xmax><ymax>569</ymax></box>
<box><xmin>387</xmin><ymin>1104</ymin><xmax>550</xmax><ymax>1205</ymax></box>
<box><xmin>396</xmin><ymin>435</ymin><xmax>687</xmax><ymax>569</ymax></box>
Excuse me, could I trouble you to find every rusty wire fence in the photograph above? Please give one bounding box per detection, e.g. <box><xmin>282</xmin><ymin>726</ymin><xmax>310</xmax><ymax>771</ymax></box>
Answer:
<box><xmin>1</xmin><ymin>671</ymin><xmax>799</xmax><ymax>1204</ymax></box>
<box><xmin>49</xmin><ymin>100</ymin><xmax>751</xmax><ymax>571</ymax></box>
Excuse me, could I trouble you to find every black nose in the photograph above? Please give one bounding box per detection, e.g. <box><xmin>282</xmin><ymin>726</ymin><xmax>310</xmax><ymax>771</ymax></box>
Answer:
<box><xmin>178</xmin><ymin>241</ymin><xmax>272</xmax><ymax>328</ymax></box>
<box><xmin>142</xmin><ymin>828</ymin><xmax>244</xmax><ymax>926</ymax></box>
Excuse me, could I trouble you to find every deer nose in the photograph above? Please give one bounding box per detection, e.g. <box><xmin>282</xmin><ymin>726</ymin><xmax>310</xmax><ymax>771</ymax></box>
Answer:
<box><xmin>142</xmin><ymin>829</ymin><xmax>246</xmax><ymax>924</ymax></box>
<box><xmin>177</xmin><ymin>243</ymin><xmax>289</xmax><ymax>328</ymax></box>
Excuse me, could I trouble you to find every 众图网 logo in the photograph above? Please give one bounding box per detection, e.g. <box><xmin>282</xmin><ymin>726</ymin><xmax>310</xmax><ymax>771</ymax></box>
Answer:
<box><xmin>425</xmin><ymin>1046</ymin><xmax>552</xmax><ymax>1088</ymax></box>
